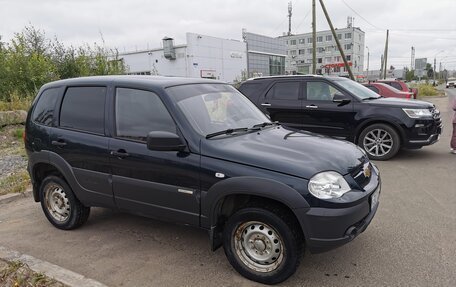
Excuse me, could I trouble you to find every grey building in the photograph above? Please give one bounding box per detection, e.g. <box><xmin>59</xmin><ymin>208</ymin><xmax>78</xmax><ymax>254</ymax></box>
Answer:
<box><xmin>242</xmin><ymin>30</ymin><xmax>287</xmax><ymax>78</ymax></box>
<box><xmin>280</xmin><ymin>26</ymin><xmax>365</xmax><ymax>77</ymax></box>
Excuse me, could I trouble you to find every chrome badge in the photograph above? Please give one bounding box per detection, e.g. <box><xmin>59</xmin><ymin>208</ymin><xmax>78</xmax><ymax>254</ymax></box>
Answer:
<box><xmin>363</xmin><ymin>163</ymin><xmax>372</xmax><ymax>178</ymax></box>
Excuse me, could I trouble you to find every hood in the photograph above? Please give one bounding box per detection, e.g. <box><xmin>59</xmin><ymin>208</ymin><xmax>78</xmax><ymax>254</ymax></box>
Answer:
<box><xmin>367</xmin><ymin>97</ymin><xmax>434</xmax><ymax>108</ymax></box>
<box><xmin>201</xmin><ymin>127</ymin><xmax>367</xmax><ymax>179</ymax></box>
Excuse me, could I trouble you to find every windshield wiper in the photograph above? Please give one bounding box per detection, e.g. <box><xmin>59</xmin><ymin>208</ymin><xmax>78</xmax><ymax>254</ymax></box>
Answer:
<box><xmin>205</xmin><ymin>128</ymin><xmax>249</xmax><ymax>139</ymax></box>
<box><xmin>251</xmin><ymin>121</ymin><xmax>279</xmax><ymax>129</ymax></box>
<box><xmin>362</xmin><ymin>96</ymin><xmax>382</xmax><ymax>101</ymax></box>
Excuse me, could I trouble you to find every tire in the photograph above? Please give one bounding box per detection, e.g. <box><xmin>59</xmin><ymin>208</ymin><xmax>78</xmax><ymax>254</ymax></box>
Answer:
<box><xmin>39</xmin><ymin>175</ymin><xmax>90</xmax><ymax>230</ymax></box>
<box><xmin>358</xmin><ymin>123</ymin><xmax>400</xmax><ymax>160</ymax></box>
<box><xmin>223</xmin><ymin>207</ymin><xmax>303</xmax><ymax>285</ymax></box>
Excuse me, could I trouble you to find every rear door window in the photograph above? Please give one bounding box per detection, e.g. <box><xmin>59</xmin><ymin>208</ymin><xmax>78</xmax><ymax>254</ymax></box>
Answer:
<box><xmin>59</xmin><ymin>86</ymin><xmax>106</xmax><ymax>134</ymax></box>
<box><xmin>390</xmin><ymin>82</ymin><xmax>402</xmax><ymax>90</ymax></box>
<box><xmin>32</xmin><ymin>88</ymin><xmax>59</xmax><ymax>126</ymax></box>
<box><xmin>266</xmin><ymin>82</ymin><xmax>300</xmax><ymax>100</ymax></box>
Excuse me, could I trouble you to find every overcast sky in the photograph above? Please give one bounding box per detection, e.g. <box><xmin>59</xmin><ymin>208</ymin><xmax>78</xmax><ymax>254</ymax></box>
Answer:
<box><xmin>1</xmin><ymin>0</ymin><xmax>456</xmax><ymax>70</ymax></box>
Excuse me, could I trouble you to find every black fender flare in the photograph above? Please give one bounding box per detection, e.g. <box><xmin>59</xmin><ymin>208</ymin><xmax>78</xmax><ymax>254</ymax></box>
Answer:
<box><xmin>29</xmin><ymin>151</ymin><xmax>115</xmax><ymax>208</ymax></box>
<box><xmin>201</xmin><ymin>176</ymin><xmax>310</xmax><ymax>229</ymax></box>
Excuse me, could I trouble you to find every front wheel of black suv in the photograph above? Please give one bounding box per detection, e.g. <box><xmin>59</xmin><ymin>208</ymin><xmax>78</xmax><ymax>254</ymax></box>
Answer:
<box><xmin>358</xmin><ymin>123</ymin><xmax>400</xmax><ymax>160</ymax></box>
<box><xmin>223</xmin><ymin>207</ymin><xmax>303</xmax><ymax>285</ymax></box>
<box><xmin>39</xmin><ymin>175</ymin><xmax>90</xmax><ymax>230</ymax></box>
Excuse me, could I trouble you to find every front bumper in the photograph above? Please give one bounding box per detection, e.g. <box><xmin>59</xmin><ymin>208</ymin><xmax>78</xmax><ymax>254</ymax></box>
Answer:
<box><xmin>295</xmin><ymin>182</ymin><xmax>381</xmax><ymax>254</ymax></box>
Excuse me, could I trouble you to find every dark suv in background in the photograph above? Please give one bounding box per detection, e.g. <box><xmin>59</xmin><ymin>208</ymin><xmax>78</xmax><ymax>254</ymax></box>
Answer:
<box><xmin>239</xmin><ymin>75</ymin><xmax>442</xmax><ymax>160</ymax></box>
<box><xmin>25</xmin><ymin>76</ymin><xmax>380</xmax><ymax>284</ymax></box>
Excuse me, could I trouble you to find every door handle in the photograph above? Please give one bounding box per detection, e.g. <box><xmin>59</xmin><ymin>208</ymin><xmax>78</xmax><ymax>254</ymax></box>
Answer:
<box><xmin>261</xmin><ymin>103</ymin><xmax>272</xmax><ymax>107</ymax></box>
<box><xmin>305</xmin><ymin>105</ymin><xmax>318</xmax><ymax>109</ymax></box>
<box><xmin>51</xmin><ymin>140</ymin><xmax>67</xmax><ymax>147</ymax></box>
<box><xmin>110</xmin><ymin>149</ymin><xmax>130</xmax><ymax>158</ymax></box>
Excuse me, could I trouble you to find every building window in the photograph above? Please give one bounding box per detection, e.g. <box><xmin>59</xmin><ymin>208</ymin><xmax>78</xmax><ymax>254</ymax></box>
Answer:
<box><xmin>326</xmin><ymin>35</ymin><xmax>332</xmax><ymax>41</ymax></box>
<box><xmin>299</xmin><ymin>49</ymin><xmax>305</xmax><ymax>55</ymax></box>
<box><xmin>337</xmin><ymin>34</ymin><xmax>342</xmax><ymax>40</ymax></box>
<box><xmin>299</xmin><ymin>38</ymin><xmax>305</xmax><ymax>44</ymax></box>
<box><xmin>317</xmin><ymin>58</ymin><xmax>322</xmax><ymax>64</ymax></box>
<box><xmin>306</xmin><ymin>59</ymin><xmax>312</xmax><ymax>63</ymax></box>
<box><xmin>345</xmin><ymin>33</ymin><xmax>352</xmax><ymax>39</ymax></box>
<box><xmin>307</xmin><ymin>37</ymin><xmax>313</xmax><ymax>43</ymax></box>
<box><xmin>290</xmin><ymin>39</ymin><xmax>297</xmax><ymax>45</ymax></box>
<box><xmin>325</xmin><ymin>57</ymin><xmax>331</xmax><ymax>63</ymax></box>
<box><xmin>318</xmin><ymin>47</ymin><xmax>325</xmax><ymax>53</ymax></box>
<box><xmin>317</xmin><ymin>36</ymin><xmax>323</xmax><ymax>43</ymax></box>
<box><xmin>290</xmin><ymin>50</ymin><xmax>297</xmax><ymax>56</ymax></box>
<box><xmin>359</xmin><ymin>34</ymin><xmax>362</xmax><ymax>41</ymax></box>
<box><xmin>347</xmin><ymin>55</ymin><xmax>351</xmax><ymax>61</ymax></box>
<box><xmin>326</xmin><ymin>46</ymin><xmax>332</xmax><ymax>53</ymax></box>
<box><xmin>344</xmin><ymin>44</ymin><xmax>352</xmax><ymax>50</ymax></box>
<box><xmin>269</xmin><ymin>55</ymin><xmax>285</xmax><ymax>76</ymax></box>
<box><xmin>307</xmin><ymin>48</ymin><xmax>312</xmax><ymax>54</ymax></box>
<box><xmin>335</xmin><ymin>56</ymin><xmax>341</xmax><ymax>62</ymax></box>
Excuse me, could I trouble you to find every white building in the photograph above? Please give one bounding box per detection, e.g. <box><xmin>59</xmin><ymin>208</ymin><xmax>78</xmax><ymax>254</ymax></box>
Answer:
<box><xmin>120</xmin><ymin>33</ymin><xmax>247</xmax><ymax>83</ymax></box>
<box><xmin>280</xmin><ymin>26</ymin><xmax>365</xmax><ymax>77</ymax></box>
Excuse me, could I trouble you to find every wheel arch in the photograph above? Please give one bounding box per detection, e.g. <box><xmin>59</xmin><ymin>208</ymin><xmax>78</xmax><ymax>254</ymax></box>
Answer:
<box><xmin>201</xmin><ymin>176</ymin><xmax>310</xmax><ymax>251</ymax></box>
<box><xmin>355</xmin><ymin>119</ymin><xmax>405</xmax><ymax>145</ymax></box>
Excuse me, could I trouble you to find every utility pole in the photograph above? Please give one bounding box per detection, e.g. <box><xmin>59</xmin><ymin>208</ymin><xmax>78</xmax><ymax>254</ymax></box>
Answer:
<box><xmin>433</xmin><ymin>57</ymin><xmax>436</xmax><ymax>84</ymax></box>
<box><xmin>318</xmin><ymin>0</ymin><xmax>354</xmax><ymax>80</ymax></box>
<box><xmin>380</xmin><ymin>54</ymin><xmax>384</xmax><ymax>78</ymax></box>
<box><xmin>439</xmin><ymin>62</ymin><xmax>442</xmax><ymax>80</ymax></box>
<box><xmin>312</xmin><ymin>0</ymin><xmax>316</xmax><ymax>74</ymax></box>
<box><xmin>411</xmin><ymin>46</ymin><xmax>415</xmax><ymax>70</ymax></box>
<box><xmin>383</xmin><ymin>30</ymin><xmax>389</xmax><ymax>79</ymax></box>
<box><xmin>366</xmin><ymin>46</ymin><xmax>370</xmax><ymax>81</ymax></box>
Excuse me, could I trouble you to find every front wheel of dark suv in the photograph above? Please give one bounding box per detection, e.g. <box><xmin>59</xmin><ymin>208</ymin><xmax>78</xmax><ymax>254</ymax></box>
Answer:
<box><xmin>39</xmin><ymin>176</ymin><xmax>90</xmax><ymax>230</ymax></box>
<box><xmin>223</xmin><ymin>207</ymin><xmax>303</xmax><ymax>285</ymax></box>
<box><xmin>358</xmin><ymin>123</ymin><xmax>400</xmax><ymax>160</ymax></box>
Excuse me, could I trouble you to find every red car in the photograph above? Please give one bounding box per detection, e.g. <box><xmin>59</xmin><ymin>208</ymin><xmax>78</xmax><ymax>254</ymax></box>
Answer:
<box><xmin>377</xmin><ymin>80</ymin><xmax>418</xmax><ymax>99</ymax></box>
<box><xmin>363</xmin><ymin>82</ymin><xmax>414</xmax><ymax>99</ymax></box>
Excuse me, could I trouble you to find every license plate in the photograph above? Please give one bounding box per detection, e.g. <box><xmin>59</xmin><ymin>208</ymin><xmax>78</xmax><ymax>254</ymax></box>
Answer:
<box><xmin>371</xmin><ymin>188</ymin><xmax>380</xmax><ymax>210</ymax></box>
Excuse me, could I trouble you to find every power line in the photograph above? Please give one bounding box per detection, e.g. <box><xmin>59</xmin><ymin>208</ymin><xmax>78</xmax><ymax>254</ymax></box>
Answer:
<box><xmin>341</xmin><ymin>0</ymin><xmax>382</xmax><ymax>30</ymax></box>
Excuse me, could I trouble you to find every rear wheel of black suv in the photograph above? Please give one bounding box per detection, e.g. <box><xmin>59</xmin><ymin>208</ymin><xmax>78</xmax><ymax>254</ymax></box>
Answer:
<box><xmin>358</xmin><ymin>123</ymin><xmax>400</xmax><ymax>160</ymax></box>
<box><xmin>39</xmin><ymin>176</ymin><xmax>90</xmax><ymax>230</ymax></box>
<box><xmin>223</xmin><ymin>207</ymin><xmax>303</xmax><ymax>285</ymax></box>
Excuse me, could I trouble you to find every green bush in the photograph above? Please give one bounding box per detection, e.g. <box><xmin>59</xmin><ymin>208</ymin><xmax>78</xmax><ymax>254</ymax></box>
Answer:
<box><xmin>417</xmin><ymin>84</ymin><xmax>438</xmax><ymax>97</ymax></box>
<box><xmin>0</xmin><ymin>25</ymin><xmax>126</xmax><ymax>105</ymax></box>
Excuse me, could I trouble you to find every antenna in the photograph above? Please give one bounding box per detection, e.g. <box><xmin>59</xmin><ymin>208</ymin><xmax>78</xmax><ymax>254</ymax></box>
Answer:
<box><xmin>347</xmin><ymin>16</ymin><xmax>353</xmax><ymax>28</ymax></box>
<box><xmin>288</xmin><ymin>2</ymin><xmax>293</xmax><ymax>36</ymax></box>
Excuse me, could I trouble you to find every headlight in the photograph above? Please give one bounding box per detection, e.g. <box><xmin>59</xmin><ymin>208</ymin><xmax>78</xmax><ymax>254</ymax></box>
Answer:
<box><xmin>402</xmin><ymin>108</ymin><xmax>432</xmax><ymax>118</ymax></box>
<box><xmin>308</xmin><ymin>171</ymin><xmax>351</xmax><ymax>199</ymax></box>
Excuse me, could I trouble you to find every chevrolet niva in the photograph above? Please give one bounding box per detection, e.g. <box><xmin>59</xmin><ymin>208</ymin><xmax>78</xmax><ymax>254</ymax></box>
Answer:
<box><xmin>25</xmin><ymin>76</ymin><xmax>380</xmax><ymax>284</ymax></box>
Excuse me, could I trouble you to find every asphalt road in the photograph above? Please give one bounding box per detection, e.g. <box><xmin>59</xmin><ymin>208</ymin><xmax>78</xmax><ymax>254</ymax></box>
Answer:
<box><xmin>1</xmin><ymin>93</ymin><xmax>455</xmax><ymax>287</ymax></box>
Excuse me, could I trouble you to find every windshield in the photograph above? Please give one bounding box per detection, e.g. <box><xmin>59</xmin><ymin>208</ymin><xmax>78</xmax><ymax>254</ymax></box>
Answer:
<box><xmin>167</xmin><ymin>84</ymin><xmax>270</xmax><ymax>137</ymax></box>
<box><xmin>334</xmin><ymin>78</ymin><xmax>381</xmax><ymax>100</ymax></box>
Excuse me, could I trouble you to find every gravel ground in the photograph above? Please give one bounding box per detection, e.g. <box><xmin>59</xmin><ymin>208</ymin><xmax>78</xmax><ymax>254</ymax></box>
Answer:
<box><xmin>0</xmin><ymin>155</ymin><xmax>27</xmax><ymax>181</ymax></box>
<box><xmin>0</xmin><ymin>125</ymin><xmax>29</xmax><ymax>194</ymax></box>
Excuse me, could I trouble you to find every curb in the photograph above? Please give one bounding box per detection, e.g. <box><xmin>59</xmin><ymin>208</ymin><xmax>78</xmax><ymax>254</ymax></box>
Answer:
<box><xmin>0</xmin><ymin>189</ymin><xmax>32</xmax><ymax>204</ymax></box>
<box><xmin>0</xmin><ymin>246</ymin><xmax>108</xmax><ymax>287</ymax></box>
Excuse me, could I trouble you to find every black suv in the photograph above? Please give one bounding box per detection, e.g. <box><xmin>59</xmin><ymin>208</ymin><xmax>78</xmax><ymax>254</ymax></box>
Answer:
<box><xmin>239</xmin><ymin>75</ymin><xmax>442</xmax><ymax>160</ymax></box>
<box><xmin>25</xmin><ymin>76</ymin><xmax>380</xmax><ymax>284</ymax></box>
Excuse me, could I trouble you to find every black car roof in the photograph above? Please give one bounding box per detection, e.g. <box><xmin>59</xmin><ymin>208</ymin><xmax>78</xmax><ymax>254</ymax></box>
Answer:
<box><xmin>40</xmin><ymin>75</ymin><xmax>226</xmax><ymax>90</ymax></box>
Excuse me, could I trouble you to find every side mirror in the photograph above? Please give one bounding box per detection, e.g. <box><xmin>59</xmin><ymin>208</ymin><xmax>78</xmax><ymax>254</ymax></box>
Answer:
<box><xmin>332</xmin><ymin>93</ymin><xmax>351</xmax><ymax>105</ymax></box>
<box><xmin>146</xmin><ymin>131</ymin><xmax>186</xmax><ymax>151</ymax></box>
